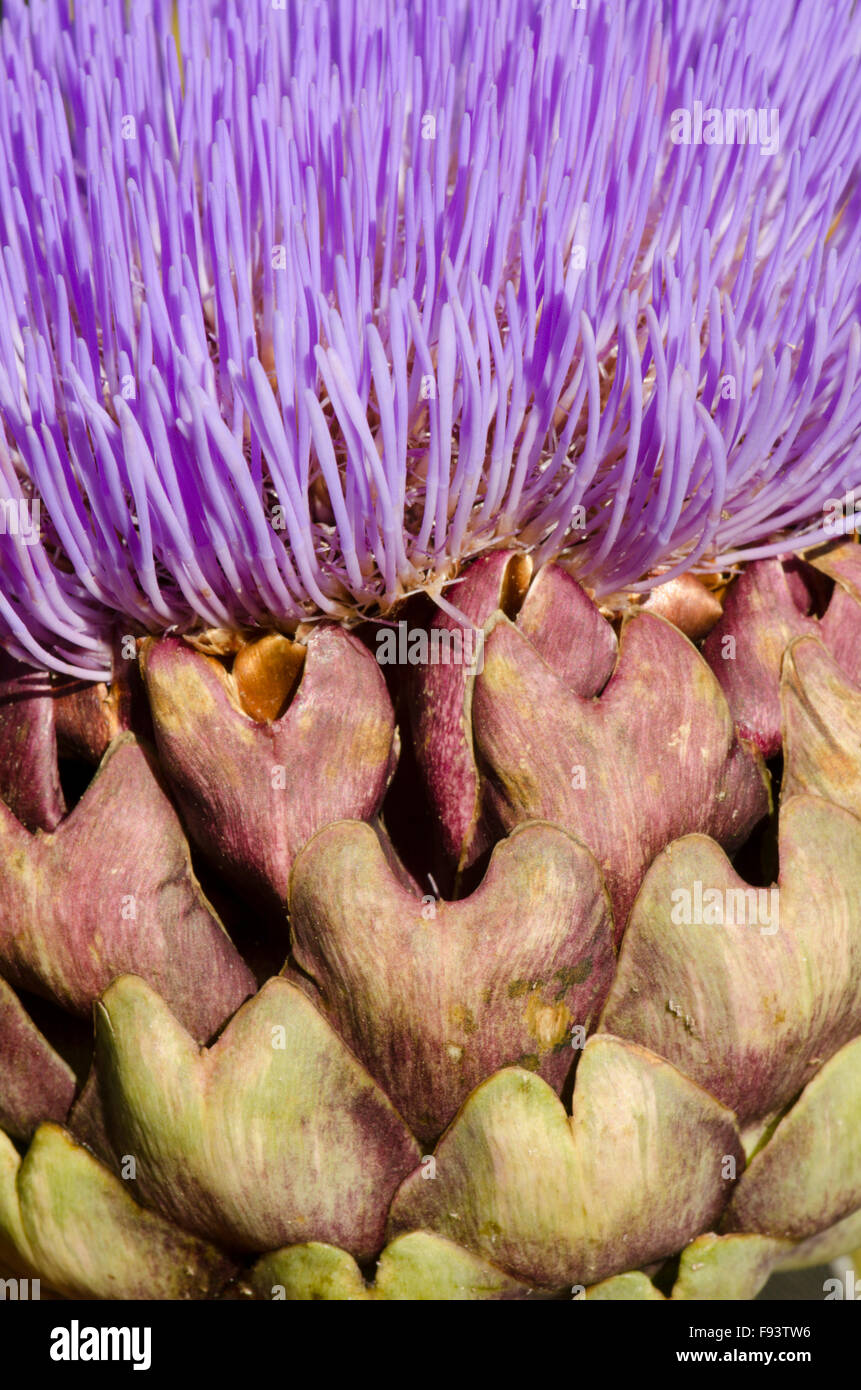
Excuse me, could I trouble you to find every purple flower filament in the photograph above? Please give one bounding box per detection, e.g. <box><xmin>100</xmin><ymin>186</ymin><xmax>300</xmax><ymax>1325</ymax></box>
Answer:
<box><xmin>0</xmin><ymin>0</ymin><xmax>859</xmax><ymax>678</ymax></box>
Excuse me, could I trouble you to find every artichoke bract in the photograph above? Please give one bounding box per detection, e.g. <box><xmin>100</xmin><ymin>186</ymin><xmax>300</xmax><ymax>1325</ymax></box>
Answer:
<box><xmin>0</xmin><ymin>0</ymin><xmax>860</xmax><ymax>1304</ymax></box>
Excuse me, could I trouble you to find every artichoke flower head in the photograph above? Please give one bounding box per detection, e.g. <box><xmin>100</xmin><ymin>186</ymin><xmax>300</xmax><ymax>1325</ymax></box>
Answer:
<box><xmin>0</xmin><ymin>0</ymin><xmax>860</xmax><ymax>1304</ymax></box>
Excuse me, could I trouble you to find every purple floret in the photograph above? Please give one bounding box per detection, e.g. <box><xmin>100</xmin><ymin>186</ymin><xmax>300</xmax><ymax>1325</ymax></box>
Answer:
<box><xmin>0</xmin><ymin>0</ymin><xmax>860</xmax><ymax>677</ymax></box>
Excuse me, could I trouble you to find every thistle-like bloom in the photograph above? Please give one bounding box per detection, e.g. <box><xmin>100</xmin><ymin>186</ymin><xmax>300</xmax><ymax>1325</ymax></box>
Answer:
<box><xmin>1</xmin><ymin>0</ymin><xmax>860</xmax><ymax>678</ymax></box>
<box><xmin>4</xmin><ymin>2</ymin><xmax>861</xmax><ymax>1308</ymax></box>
